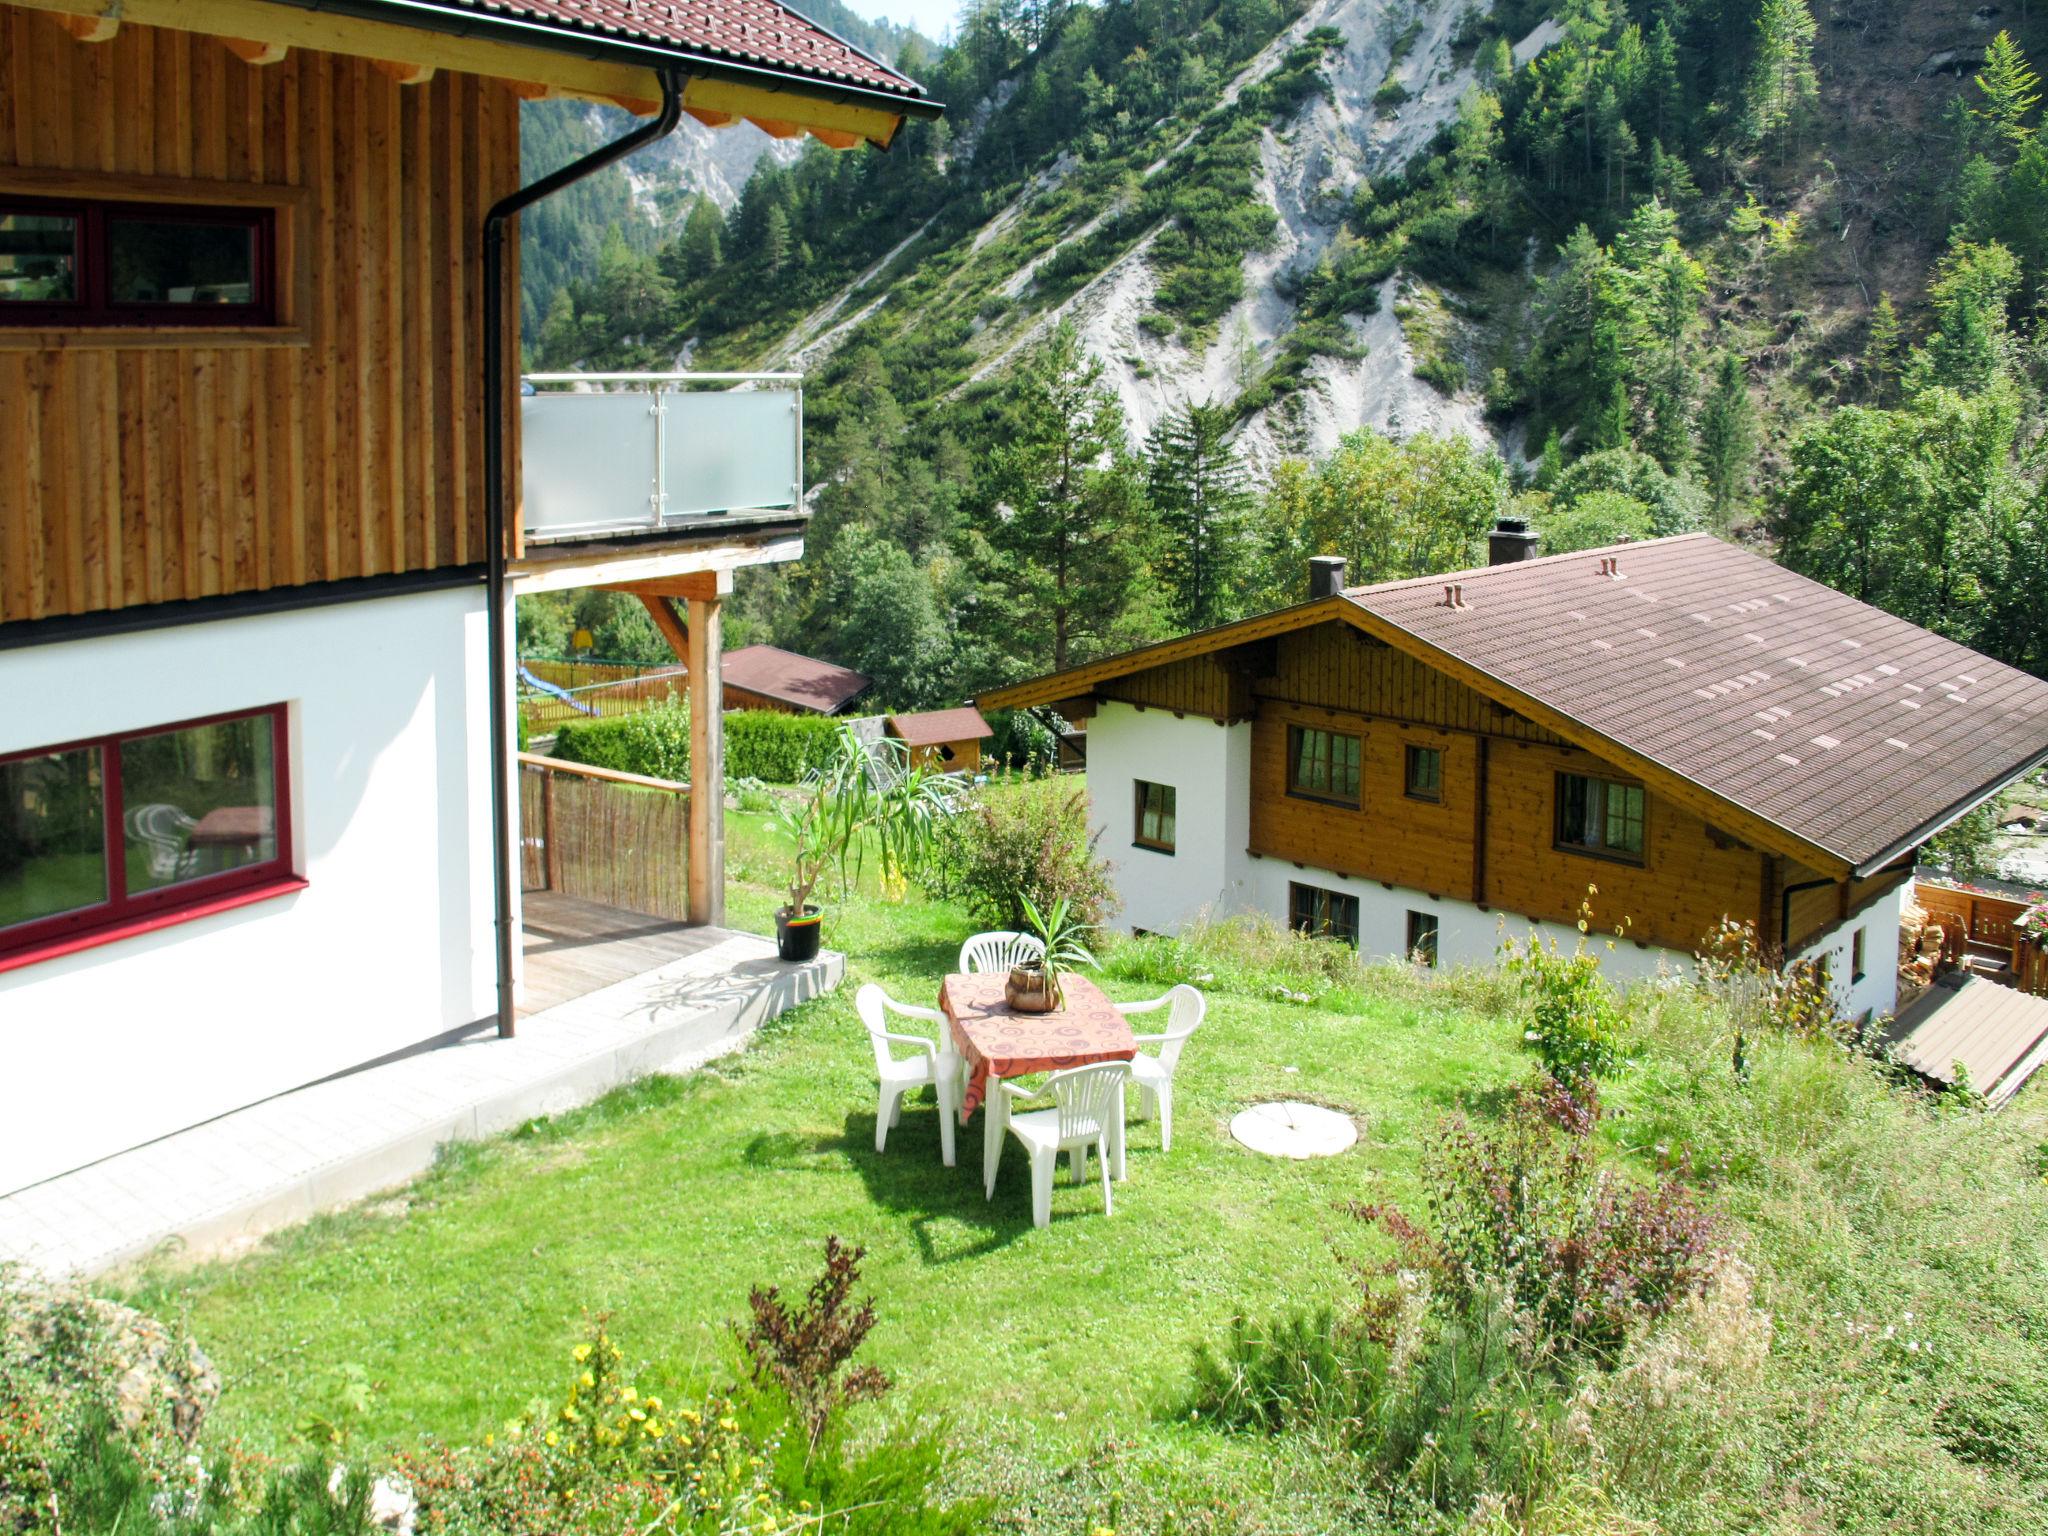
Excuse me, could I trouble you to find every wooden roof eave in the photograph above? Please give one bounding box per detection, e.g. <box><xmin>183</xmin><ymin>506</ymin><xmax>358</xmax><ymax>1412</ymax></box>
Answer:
<box><xmin>15</xmin><ymin>0</ymin><xmax>915</xmax><ymax>147</ymax></box>
<box><xmin>979</xmin><ymin>596</ymin><xmax>1857</xmax><ymax>878</ymax></box>
<box><xmin>976</xmin><ymin>598</ymin><xmax>1356</xmax><ymax>711</ymax></box>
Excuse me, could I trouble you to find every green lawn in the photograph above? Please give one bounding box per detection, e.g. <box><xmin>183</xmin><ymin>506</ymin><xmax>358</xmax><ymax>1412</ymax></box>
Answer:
<box><xmin>118</xmin><ymin>809</ymin><xmax>2048</xmax><ymax>1534</ymax></box>
<box><xmin>124</xmin><ymin>811</ymin><xmax>1524</xmax><ymax>1522</ymax></box>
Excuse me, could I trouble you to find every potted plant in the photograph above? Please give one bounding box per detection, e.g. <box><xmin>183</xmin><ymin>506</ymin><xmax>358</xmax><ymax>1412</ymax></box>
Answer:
<box><xmin>1004</xmin><ymin>893</ymin><xmax>1098</xmax><ymax>1013</ymax></box>
<box><xmin>771</xmin><ymin>726</ymin><xmax>953</xmax><ymax>962</ymax></box>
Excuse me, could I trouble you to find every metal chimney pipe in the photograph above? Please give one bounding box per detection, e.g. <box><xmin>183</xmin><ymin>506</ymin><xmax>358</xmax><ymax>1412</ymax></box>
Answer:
<box><xmin>1308</xmin><ymin>555</ymin><xmax>1347</xmax><ymax>599</ymax></box>
<box><xmin>1488</xmin><ymin>516</ymin><xmax>1540</xmax><ymax>565</ymax></box>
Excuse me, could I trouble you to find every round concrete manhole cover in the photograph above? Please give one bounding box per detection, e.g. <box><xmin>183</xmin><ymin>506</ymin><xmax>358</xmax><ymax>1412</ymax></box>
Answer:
<box><xmin>1230</xmin><ymin>1101</ymin><xmax>1358</xmax><ymax>1159</ymax></box>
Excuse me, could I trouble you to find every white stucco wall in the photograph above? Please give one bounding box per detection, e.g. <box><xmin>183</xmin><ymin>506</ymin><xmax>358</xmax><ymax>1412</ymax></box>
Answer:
<box><xmin>1084</xmin><ymin>703</ymin><xmax>1252</xmax><ymax>935</ymax></box>
<box><xmin>1793</xmin><ymin>880</ymin><xmax>1908</xmax><ymax>1022</ymax></box>
<box><xmin>0</xmin><ymin>586</ymin><xmax>498</xmax><ymax>1193</ymax></box>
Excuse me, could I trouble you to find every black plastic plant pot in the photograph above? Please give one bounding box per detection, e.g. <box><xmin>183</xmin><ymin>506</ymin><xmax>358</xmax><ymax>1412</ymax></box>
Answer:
<box><xmin>776</xmin><ymin>905</ymin><xmax>824</xmax><ymax>962</ymax></box>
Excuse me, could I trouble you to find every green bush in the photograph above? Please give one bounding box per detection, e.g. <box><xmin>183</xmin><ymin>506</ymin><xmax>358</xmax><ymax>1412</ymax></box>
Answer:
<box><xmin>552</xmin><ymin>701</ymin><xmax>843</xmax><ymax>784</ymax></box>
<box><xmin>1501</xmin><ymin>898</ymin><xmax>1632</xmax><ymax>1085</ymax></box>
<box><xmin>920</xmin><ymin>776</ymin><xmax>1117</xmax><ymax>929</ymax></box>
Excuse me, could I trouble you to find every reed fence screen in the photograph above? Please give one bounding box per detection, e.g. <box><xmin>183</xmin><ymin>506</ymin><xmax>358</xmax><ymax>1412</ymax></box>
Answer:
<box><xmin>519</xmin><ymin>657</ymin><xmax>686</xmax><ymax>733</ymax></box>
<box><xmin>520</xmin><ymin>757</ymin><xmax>690</xmax><ymax>921</ymax></box>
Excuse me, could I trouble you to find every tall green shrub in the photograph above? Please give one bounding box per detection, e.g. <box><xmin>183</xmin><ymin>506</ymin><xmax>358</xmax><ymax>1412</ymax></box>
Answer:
<box><xmin>551</xmin><ymin>702</ymin><xmax>843</xmax><ymax>784</ymax></box>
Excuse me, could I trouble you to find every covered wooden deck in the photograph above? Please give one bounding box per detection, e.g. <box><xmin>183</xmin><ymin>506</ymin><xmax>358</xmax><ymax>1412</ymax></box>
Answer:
<box><xmin>519</xmin><ymin>890</ymin><xmax>724</xmax><ymax>1015</ymax></box>
<box><xmin>1882</xmin><ymin>975</ymin><xmax>2048</xmax><ymax>1108</ymax></box>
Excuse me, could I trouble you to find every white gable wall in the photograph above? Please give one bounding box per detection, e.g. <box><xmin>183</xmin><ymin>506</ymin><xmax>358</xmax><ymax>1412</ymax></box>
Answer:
<box><xmin>0</xmin><ymin>587</ymin><xmax>499</xmax><ymax>1195</ymax></box>
<box><xmin>1084</xmin><ymin>702</ymin><xmax>1252</xmax><ymax>934</ymax></box>
<box><xmin>1793</xmin><ymin>880</ymin><xmax>1908</xmax><ymax>1023</ymax></box>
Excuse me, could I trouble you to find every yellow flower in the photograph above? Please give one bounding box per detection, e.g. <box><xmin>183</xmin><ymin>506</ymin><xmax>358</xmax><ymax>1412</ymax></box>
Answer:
<box><xmin>580</xmin><ymin>1371</ymin><xmax>595</xmax><ymax>1389</ymax></box>
<box><xmin>621</xmin><ymin>1386</ymin><xmax>637</xmax><ymax>1403</ymax></box>
<box><xmin>629</xmin><ymin>1406</ymin><xmax>646</xmax><ymax>1421</ymax></box>
<box><xmin>718</xmin><ymin>1417</ymin><xmax>738</xmax><ymax>1432</ymax></box>
<box><xmin>484</xmin><ymin>1433</ymin><xmax>494</xmax><ymax>1448</ymax></box>
<box><xmin>645</xmin><ymin>1395</ymin><xmax>663</xmax><ymax>1412</ymax></box>
<box><xmin>644</xmin><ymin>1420</ymin><xmax>664</xmax><ymax>1437</ymax></box>
<box><xmin>545</xmin><ymin>1431</ymin><xmax>559</xmax><ymax>1447</ymax></box>
<box><xmin>573</xmin><ymin>1344</ymin><xmax>592</xmax><ymax>1363</ymax></box>
<box><xmin>680</xmin><ymin>1408</ymin><xmax>702</xmax><ymax>1425</ymax></box>
<box><xmin>561</xmin><ymin>1405</ymin><xmax>580</xmax><ymax>1423</ymax></box>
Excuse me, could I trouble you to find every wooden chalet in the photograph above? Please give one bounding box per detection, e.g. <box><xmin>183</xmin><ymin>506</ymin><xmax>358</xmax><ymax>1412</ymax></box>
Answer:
<box><xmin>886</xmin><ymin>705</ymin><xmax>992</xmax><ymax>772</ymax></box>
<box><xmin>0</xmin><ymin>0</ymin><xmax>937</xmax><ymax>1194</ymax></box>
<box><xmin>981</xmin><ymin>529</ymin><xmax>2048</xmax><ymax>1021</ymax></box>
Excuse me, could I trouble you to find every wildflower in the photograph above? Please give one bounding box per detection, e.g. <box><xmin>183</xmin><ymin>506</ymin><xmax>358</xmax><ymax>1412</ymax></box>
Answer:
<box><xmin>719</xmin><ymin>1417</ymin><xmax>738</xmax><ymax>1432</ymax></box>
<box><xmin>629</xmin><ymin>1407</ymin><xmax>646</xmax><ymax>1421</ymax></box>
<box><xmin>561</xmin><ymin>1405</ymin><xmax>580</xmax><ymax>1423</ymax></box>
<box><xmin>573</xmin><ymin>1344</ymin><xmax>592</xmax><ymax>1363</ymax></box>
<box><xmin>621</xmin><ymin>1386</ymin><xmax>637</xmax><ymax>1403</ymax></box>
<box><xmin>580</xmin><ymin>1371</ymin><xmax>595</xmax><ymax>1389</ymax></box>
<box><xmin>545</xmin><ymin>1432</ymin><xmax>559</xmax><ymax>1447</ymax></box>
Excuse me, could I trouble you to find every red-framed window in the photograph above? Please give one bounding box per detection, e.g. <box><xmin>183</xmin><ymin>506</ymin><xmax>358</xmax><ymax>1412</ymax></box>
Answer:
<box><xmin>0</xmin><ymin>196</ymin><xmax>276</xmax><ymax>326</ymax></box>
<box><xmin>0</xmin><ymin>705</ymin><xmax>295</xmax><ymax>966</ymax></box>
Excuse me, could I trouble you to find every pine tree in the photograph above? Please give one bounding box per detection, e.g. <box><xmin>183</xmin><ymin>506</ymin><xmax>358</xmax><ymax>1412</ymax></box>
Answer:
<box><xmin>679</xmin><ymin>196</ymin><xmax>724</xmax><ymax>282</ymax></box>
<box><xmin>1697</xmin><ymin>352</ymin><xmax>1758</xmax><ymax>520</ymax></box>
<box><xmin>761</xmin><ymin>205</ymin><xmax>790</xmax><ymax>277</ymax></box>
<box><xmin>1863</xmin><ymin>293</ymin><xmax>1902</xmax><ymax>404</ymax></box>
<box><xmin>1148</xmin><ymin>402</ymin><xmax>1254</xmax><ymax>631</ymax></box>
<box><xmin>1976</xmin><ymin>30</ymin><xmax>2042</xmax><ymax>155</ymax></box>
<box><xmin>984</xmin><ymin>323</ymin><xmax>1151</xmax><ymax>671</ymax></box>
<box><xmin>1745</xmin><ymin>0</ymin><xmax>1819</xmax><ymax>158</ymax></box>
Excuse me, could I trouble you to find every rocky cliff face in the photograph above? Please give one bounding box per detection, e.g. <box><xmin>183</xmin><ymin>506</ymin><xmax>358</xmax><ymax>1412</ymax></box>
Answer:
<box><xmin>746</xmin><ymin>0</ymin><xmax>1550</xmax><ymax>465</ymax></box>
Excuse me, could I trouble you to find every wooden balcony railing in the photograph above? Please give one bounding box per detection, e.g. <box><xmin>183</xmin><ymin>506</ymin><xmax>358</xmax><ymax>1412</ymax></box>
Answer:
<box><xmin>519</xmin><ymin>753</ymin><xmax>691</xmax><ymax>922</ymax></box>
<box><xmin>1914</xmin><ymin>880</ymin><xmax>2048</xmax><ymax>997</ymax></box>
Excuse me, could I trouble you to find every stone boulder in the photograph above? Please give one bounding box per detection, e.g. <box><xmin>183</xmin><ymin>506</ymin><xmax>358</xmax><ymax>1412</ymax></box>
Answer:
<box><xmin>2</xmin><ymin>1269</ymin><xmax>220</xmax><ymax>1444</ymax></box>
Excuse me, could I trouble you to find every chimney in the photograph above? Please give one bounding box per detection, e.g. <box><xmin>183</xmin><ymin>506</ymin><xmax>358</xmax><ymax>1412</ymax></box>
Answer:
<box><xmin>1308</xmin><ymin>555</ymin><xmax>1347</xmax><ymax>599</ymax></box>
<box><xmin>1488</xmin><ymin>516</ymin><xmax>1540</xmax><ymax>566</ymax></box>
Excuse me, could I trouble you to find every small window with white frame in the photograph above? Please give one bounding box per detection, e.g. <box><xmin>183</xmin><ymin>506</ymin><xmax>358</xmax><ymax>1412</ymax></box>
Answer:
<box><xmin>1134</xmin><ymin>779</ymin><xmax>1176</xmax><ymax>853</ymax></box>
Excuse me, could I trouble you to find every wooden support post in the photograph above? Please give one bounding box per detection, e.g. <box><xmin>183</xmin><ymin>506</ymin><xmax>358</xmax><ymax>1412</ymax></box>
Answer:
<box><xmin>686</xmin><ymin>577</ymin><xmax>730</xmax><ymax>925</ymax></box>
<box><xmin>634</xmin><ymin>592</ymin><xmax>691</xmax><ymax>660</ymax></box>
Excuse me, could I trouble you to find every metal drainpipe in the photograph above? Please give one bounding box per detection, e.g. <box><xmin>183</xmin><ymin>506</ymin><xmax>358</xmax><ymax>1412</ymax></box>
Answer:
<box><xmin>481</xmin><ymin>71</ymin><xmax>686</xmax><ymax>1038</ymax></box>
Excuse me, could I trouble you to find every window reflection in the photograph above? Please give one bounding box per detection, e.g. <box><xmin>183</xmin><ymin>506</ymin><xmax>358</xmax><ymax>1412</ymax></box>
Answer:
<box><xmin>0</xmin><ymin>212</ymin><xmax>78</xmax><ymax>303</ymax></box>
<box><xmin>107</xmin><ymin>216</ymin><xmax>258</xmax><ymax>307</ymax></box>
<box><xmin>121</xmin><ymin>717</ymin><xmax>277</xmax><ymax>894</ymax></box>
<box><xmin>0</xmin><ymin>748</ymin><xmax>107</xmax><ymax>928</ymax></box>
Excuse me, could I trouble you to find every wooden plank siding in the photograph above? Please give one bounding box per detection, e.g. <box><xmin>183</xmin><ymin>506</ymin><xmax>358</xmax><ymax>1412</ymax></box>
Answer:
<box><xmin>1098</xmin><ymin>652</ymin><xmax>1250</xmax><ymax>720</ymax></box>
<box><xmin>0</xmin><ymin>13</ymin><xmax>518</xmax><ymax>626</ymax></box>
<box><xmin>1219</xmin><ymin>622</ymin><xmax>1776</xmax><ymax>954</ymax></box>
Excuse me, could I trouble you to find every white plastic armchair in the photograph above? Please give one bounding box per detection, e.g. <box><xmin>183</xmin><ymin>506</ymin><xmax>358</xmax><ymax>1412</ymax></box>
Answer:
<box><xmin>957</xmin><ymin>930</ymin><xmax>1046</xmax><ymax>975</ymax></box>
<box><xmin>855</xmin><ymin>984</ymin><xmax>951</xmax><ymax>1155</ymax></box>
<box><xmin>124</xmin><ymin>803</ymin><xmax>199</xmax><ymax>883</ymax></box>
<box><xmin>1114</xmin><ymin>984</ymin><xmax>1207</xmax><ymax>1152</ymax></box>
<box><xmin>996</xmin><ymin>1062</ymin><xmax>1130</xmax><ymax>1228</ymax></box>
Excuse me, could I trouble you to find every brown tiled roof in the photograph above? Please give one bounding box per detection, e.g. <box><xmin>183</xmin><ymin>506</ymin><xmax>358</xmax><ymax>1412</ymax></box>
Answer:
<box><xmin>887</xmin><ymin>706</ymin><xmax>992</xmax><ymax>746</ymax></box>
<box><xmin>723</xmin><ymin>645</ymin><xmax>870</xmax><ymax>713</ymax></box>
<box><xmin>385</xmin><ymin>0</ymin><xmax>930</xmax><ymax>102</ymax></box>
<box><xmin>1344</xmin><ymin>535</ymin><xmax>2048</xmax><ymax>872</ymax></box>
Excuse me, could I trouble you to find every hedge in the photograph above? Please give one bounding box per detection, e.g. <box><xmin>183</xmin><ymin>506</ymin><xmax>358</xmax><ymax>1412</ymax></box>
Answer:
<box><xmin>552</xmin><ymin>702</ymin><xmax>843</xmax><ymax>784</ymax></box>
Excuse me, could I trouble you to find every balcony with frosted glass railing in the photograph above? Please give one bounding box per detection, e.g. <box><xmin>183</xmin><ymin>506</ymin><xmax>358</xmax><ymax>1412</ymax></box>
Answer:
<box><xmin>519</xmin><ymin>373</ymin><xmax>803</xmax><ymax>544</ymax></box>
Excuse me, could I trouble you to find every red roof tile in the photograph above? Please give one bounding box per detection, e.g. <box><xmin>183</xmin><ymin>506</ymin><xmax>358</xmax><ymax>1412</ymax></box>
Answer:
<box><xmin>1344</xmin><ymin>535</ymin><xmax>2048</xmax><ymax>871</ymax></box>
<box><xmin>888</xmin><ymin>706</ymin><xmax>992</xmax><ymax>746</ymax></box>
<box><xmin>723</xmin><ymin>645</ymin><xmax>870</xmax><ymax>713</ymax></box>
<box><xmin>391</xmin><ymin>0</ymin><xmax>929</xmax><ymax>101</ymax></box>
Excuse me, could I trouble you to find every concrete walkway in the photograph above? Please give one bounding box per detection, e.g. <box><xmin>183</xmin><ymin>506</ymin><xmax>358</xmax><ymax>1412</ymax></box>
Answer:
<box><xmin>0</xmin><ymin>929</ymin><xmax>841</xmax><ymax>1277</ymax></box>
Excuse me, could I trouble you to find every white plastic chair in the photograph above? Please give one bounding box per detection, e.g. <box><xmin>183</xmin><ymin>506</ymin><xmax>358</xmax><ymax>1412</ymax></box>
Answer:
<box><xmin>993</xmin><ymin>1062</ymin><xmax>1130</xmax><ymax>1228</ymax></box>
<box><xmin>124</xmin><ymin>803</ymin><xmax>199</xmax><ymax>882</ymax></box>
<box><xmin>957</xmin><ymin>930</ymin><xmax>1047</xmax><ymax>975</ymax></box>
<box><xmin>855</xmin><ymin>984</ymin><xmax>951</xmax><ymax>1155</ymax></box>
<box><xmin>1114</xmin><ymin>985</ymin><xmax>1207</xmax><ymax>1152</ymax></box>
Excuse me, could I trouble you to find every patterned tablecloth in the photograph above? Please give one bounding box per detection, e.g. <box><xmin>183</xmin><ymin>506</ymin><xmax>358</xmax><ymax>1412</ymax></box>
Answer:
<box><xmin>938</xmin><ymin>971</ymin><xmax>1136</xmax><ymax>1121</ymax></box>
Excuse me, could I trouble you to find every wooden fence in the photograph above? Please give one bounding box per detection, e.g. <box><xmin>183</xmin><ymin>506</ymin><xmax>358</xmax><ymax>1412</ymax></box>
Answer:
<box><xmin>1914</xmin><ymin>880</ymin><xmax>2047</xmax><ymax>997</ymax></box>
<box><xmin>519</xmin><ymin>657</ymin><xmax>686</xmax><ymax>734</ymax></box>
<box><xmin>520</xmin><ymin>753</ymin><xmax>690</xmax><ymax>921</ymax></box>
